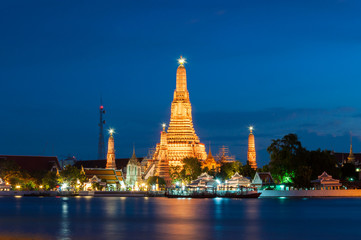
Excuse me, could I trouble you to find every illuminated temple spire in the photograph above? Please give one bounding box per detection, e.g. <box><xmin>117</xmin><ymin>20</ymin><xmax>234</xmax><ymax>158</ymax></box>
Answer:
<box><xmin>247</xmin><ymin>126</ymin><xmax>257</xmax><ymax>170</ymax></box>
<box><xmin>106</xmin><ymin>129</ymin><xmax>116</xmax><ymax>169</ymax></box>
<box><xmin>348</xmin><ymin>133</ymin><xmax>355</xmax><ymax>164</ymax></box>
<box><xmin>165</xmin><ymin>56</ymin><xmax>207</xmax><ymax>163</ymax></box>
<box><xmin>152</xmin><ymin>56</ymin><xmax>207</xmax><ymax>184</ymax></box>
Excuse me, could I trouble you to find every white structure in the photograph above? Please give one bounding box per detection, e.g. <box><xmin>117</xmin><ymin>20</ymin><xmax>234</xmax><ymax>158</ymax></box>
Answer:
<box><xmin>126</xmin><ymin>150</ymin><xmax>142</xmax><ymax>187</ymax></box>
<box><xmin>187</xmin><ymin>172</ymin><xmax>218</xmax><ymax>189</ymax></box>
<box><xmin>252</xmin><ymin>172</ymin><xmax>275</xmax><ymax>189</ymax></box>
<box><xmin>311</xmin><ymin>172</ymin><xmax>342</xmax><ymax>190</ymax></box>
<box><xmin>219</xmin><ymin>173</ymin><xmax>251</xmax><ymax>190</ymax></box>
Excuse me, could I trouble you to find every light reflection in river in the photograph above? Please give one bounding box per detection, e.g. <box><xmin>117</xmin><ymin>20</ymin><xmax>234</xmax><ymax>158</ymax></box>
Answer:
<box><xmin>0</xmin><ymin>197</ymin><xmax>360</xmax><ymax>240</ymax></box>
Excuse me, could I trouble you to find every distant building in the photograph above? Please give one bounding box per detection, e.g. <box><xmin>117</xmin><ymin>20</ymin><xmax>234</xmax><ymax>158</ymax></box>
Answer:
<box><xmin>125</xmin><ymin>150</ymin><xmax>142</xmax><ymax>188</ymax></box>
<box><xmin>311</xmin><ymin>172</ymin><xmax>341</xmax><ymax>190</ymax></box>
<box><xmin>83</xmin><ymin>168</ymin><xmax>124</xmax><ymax>191</ymax></box>
<box><xmin>201</xmin><ymin>146</ymin><xmax>221</xmax><ymax>172</ymax></box>
<box><xmin>252</xmin><ymin>172</ymin><xmax>276</xmax><ymax>189</ymax></box>
<box><xmin>0</xmin><ymin>155</ymin><xmax>60</xmax><ymax>173</ymax></box>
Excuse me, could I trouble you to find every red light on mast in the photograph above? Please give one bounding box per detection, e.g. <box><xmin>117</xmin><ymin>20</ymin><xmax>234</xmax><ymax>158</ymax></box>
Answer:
<box><xmin>100</xmin><ymin>105</ymin><xmax>104</xmax><ymax>109</ymax></box>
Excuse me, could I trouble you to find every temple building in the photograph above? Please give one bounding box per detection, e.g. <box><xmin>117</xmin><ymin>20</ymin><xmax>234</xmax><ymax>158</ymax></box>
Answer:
<box><xmin>150</xmin><ymin>57</ymin><xmax>207</xmax><ymax>183</ymax></box>
<box><xmin>201</xmin><ymin>146</ymin><xmax>221</xmax><ymax>172</ymax></box>
<box><xmin>247</xmin><ymin>126</ymin><xmax>257</xmax><ymax>170</ymax></box>
<box><xmin>125</xmin><ymin>149</ymin><xmax>142</xmax><ymax>188</ymax></box>
<box><xmin>106</xmin><ymin>129</ymin><xmax>116</xmax><ymax>169</ymax></box>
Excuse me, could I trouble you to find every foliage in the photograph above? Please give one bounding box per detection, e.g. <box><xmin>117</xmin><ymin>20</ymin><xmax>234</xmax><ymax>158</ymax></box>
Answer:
<box><xmin>240</xmin><ymin>164</ymin><xmax>256</xmax><ymax>178</ymax></box>
<box><xmin>180</xmin><ymin>157</ymin><xmax>202</xmax><ymax>183</ymax></box>
<box><xmin>267</xmin><ymin>134</ymin><xmax>340</xmax><ymax>188</ymax></box>
<box><xmin>169</xmin><ymin>165</ymin><xmax>183</xmax><ymax>183</ymax></box>
<box><xmin>341</xmin><ymin>163</ymin><xmax>357</xmax><ymax>181</ymax></box>
<box><xmin>42</xmin><ymin>171</ymin><xmax>59</xmax><ymax>190</ymax></box>
<box><xmin>217</xmin><ymin>161</ymin><xmax>242</xmax><ymax>181</ymax></box>
<box><xmin>59</xmin><ymin>165</ymin><xmax>87</xmax><ymax>191</ymax></box>
<box><xmin>292</xmin><ymin>166</ymin><xmax>312</xmax><ymax>189</ymax></box>
<box><xmin>147</xmin><ymin>176</ymin><xmax>166</xmax><ymax>187</ymax></box>
<box><xmin>0</xmin><ymin>159</ymin><xmax>23</xmax><ymax>182</ymax></box>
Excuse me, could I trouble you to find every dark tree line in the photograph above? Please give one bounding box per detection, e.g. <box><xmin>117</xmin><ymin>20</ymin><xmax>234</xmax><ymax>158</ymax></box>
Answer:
<box><xmin>267</xmin><ymin>133</ymin><xmax>355</xmax><ymax>188</ymax></box>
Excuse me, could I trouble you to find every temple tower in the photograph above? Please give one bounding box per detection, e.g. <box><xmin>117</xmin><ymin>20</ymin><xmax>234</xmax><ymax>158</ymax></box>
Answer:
<box><xmin>105</xmin><ymin>129</ymin><xmax>116</xmax><ymax>169</ymax></box>
<box><xmin>155</xmin><ymin>124</ymin><xmax>171</xmax><ymax>185</ymax></box>
<box><xmin>247</xmin><ymin>126</ymin><xmax>257</xmax><ymax>170</ymax></box>
<box><xmin>162</xmin><ymin>56</ymin><xmax>207</xmax><ymax>165</ymax></box>
<box><xmin>348</xmin><ymin>134</ymin><xmax>355</xmax><ymax>164</ymax></box>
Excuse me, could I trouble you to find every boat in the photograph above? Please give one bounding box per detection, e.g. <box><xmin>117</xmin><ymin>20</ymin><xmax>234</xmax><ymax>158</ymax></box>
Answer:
<box><xmin>166</xmin><ymin>188</ymin><xmax>261</xmax><ymax>199</ymax></box>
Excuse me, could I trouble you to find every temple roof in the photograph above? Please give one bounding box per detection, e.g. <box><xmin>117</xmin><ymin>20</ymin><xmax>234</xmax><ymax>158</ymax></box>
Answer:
<box><xmin>0</xmin><ymin>155</ymin><xmax>60</xmax><ymax>173</ymax></box>
<box><xmin>74</xmin><ymin>158</ymin><xmax>143</xmax><ymax>170</ymax></box>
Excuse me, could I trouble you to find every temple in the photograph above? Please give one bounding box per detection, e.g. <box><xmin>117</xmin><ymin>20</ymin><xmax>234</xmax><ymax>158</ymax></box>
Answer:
<box><xmin>348</xmin><ymin>135</ymin><xmax>355</xmax><ymax>164</ymax></box>
<box><xmin>247</xmin><ymin>126</ymin><xmax>257</xmax><ymax>170</ymax></box>
<box><xmin>105</xmin><ymin>129</ymin><xmax>116</xmax><ymax>169</ymax></box>
<box><xmin>150</xmin><ymin>57</ymin><xmax>207</xmax><ymax>183</ymax></box>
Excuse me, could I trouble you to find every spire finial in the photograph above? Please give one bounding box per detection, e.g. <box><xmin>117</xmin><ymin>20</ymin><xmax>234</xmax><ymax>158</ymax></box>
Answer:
<box><xmin>249</xmin><ymin>126</ymin><xmax>253</xmax><ymax>134</ymax></box>
<box><xmin>178</xmin><ymin>56</ymin><xmax>186</xmax><ymax>66</ymax></box>
<box><xmin>108</xmin><ymin>128</ymin><xmax>114</xmax><ymax>136</ymax></box>
<box><xmin>162</xmin><ymin>123</ymin><xmax>166</xmax><ymax>131</ymax></box>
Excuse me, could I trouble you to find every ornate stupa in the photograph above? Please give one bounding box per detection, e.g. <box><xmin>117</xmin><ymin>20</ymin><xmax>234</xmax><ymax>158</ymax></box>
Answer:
<box><xmin>152</xmin><ymin>57</ymin><xmax>207</xmax><ymax>181</ymax></box>
<box><xmin>247</xmin><ymin>126</ymin><xmax>257</xmax><ymax>170</ymax></box>
<box><xmin>105</xmin><ymin>129</ymin><xmax>116</xmax><ymax>169</ymax></box>
<box><xmin>347</xmin><ymin>135</ymin><xmax>355</xmax><ymax>164</ymax></box>
<box><xmin>202</xmin><ymin>145</ymin><xmax>220</xmax><ymax>172</ymax></box>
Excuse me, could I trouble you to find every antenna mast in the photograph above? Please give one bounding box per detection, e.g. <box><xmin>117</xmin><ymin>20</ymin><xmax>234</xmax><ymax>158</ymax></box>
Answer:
<box><xmin>98</xmin><ymin>100</ymin><xmax>106</xmax><ymax>160</ymax></box>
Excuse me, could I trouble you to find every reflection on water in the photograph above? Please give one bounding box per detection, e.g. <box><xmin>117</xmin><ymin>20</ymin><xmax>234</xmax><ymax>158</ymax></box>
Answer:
<box><xmin>59</xmin><ymin>198</ymin><xmax>70</xmax><ymax>240</ymax></box>
<box><xmin>0</xmin><ymin>197</ymin><xmax>360</xmax><ymax>239</ymax></box>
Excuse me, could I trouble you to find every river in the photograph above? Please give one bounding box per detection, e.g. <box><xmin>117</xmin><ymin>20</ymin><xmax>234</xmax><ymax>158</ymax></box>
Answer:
<box><xmin>0</xmin><ymin>196</ymin><xmax>359</xmax><ymax>239</ymax></box>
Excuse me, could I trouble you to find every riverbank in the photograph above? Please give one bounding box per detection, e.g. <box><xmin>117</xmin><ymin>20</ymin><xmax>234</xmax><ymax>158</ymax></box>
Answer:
<box><xmin>260</xmin><ymin>189</ymin><xmax>361</xmax><ymax>197</ymax></box>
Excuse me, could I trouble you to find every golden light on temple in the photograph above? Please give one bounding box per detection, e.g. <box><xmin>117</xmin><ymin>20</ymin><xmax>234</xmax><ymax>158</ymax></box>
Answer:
<box><xmin>151</xmin><ymin>56</ymin><xmax>207</xmax><ymax>185</ymax></box>
<box><xmin>247</xmin><ymin>126</ymin><xmax>257</xmax><ymax>170</ymax></box>
<box><xmin>106</xmin><ymin>128</ymin><xmax>116</xmax><ymax>169</ymax></box>
<box><xmin>178</xmin><ymin>56</ymin><xmax>186</xmax><ymax>66</ymax></box>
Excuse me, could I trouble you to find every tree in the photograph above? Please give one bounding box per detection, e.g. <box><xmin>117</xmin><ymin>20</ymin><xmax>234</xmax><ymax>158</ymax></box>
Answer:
<box><xmin>59</xmin><ymin>165</ymin><xmax>87</xmax><ymax>191</ymax></box>
<box><xmin>241</xmin><ymin>164</ymin><xmax>256</xmax><ymax>178</ymax></box>
<box><xmin>42</xmin><ymin>171</ymin><xmax>58</xmax><ymax>190</ymax></box>
<box><xmin>341</xmin><ymin>163</ymin><xmax>357</xmax><ymax>181</ymax></box>
<box><xmin>147</xmin><ymin>176</ymin><xmax>166</xmax><ymax>187</ymax></box>
<box><xmin>217</xmin><ymin>161</ymin><xmax>242</xmax><ymax>180</ymax></box>
<box><xmin>169</xmin><ymin>165</ymin><xmax>182</xmax><ymax>183</ymax></box>
<box><xmin>267</xmin><ymin>133</ymin><xmax>307</xmax><ymax>184</ymax></box>
<box><xmin>292</xmin><ymin>165</ymin><xmax>312</xmax><ymax>189</ymax></box>
<box><xmin>181</xmin><ymin>157</ymin><xmax>202</xmax><ymax>183</ymax></box>
<box><xmin>307</xmin><ymin>149</ymin><xmax>339</xmax><ymax>180</ymax></box>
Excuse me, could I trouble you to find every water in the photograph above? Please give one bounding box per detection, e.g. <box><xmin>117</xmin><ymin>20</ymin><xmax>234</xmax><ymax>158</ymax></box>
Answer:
<box><xmin>0</xmin><ymin>196</ymin><xmax>360</xmax><ymax>240</ymax></box>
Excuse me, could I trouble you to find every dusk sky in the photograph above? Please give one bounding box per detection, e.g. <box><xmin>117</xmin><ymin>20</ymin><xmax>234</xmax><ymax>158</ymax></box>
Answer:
<box><xmin>1</xmin><ymin>0</ymin><xmax>361</xmax><ymax>166</ymax></box>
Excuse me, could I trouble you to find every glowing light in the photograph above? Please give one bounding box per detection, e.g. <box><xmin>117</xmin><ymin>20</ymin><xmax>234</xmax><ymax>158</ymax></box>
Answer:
<box><xmin>216</xmin><ymin>179</ymin><xmax>221</xmax><ymax>184</ymax></box>
<box><xmin>108</xmin><ymin>128</ymin><xmax>115</xmax><ymax>135</ymax></box>
<box><xmin>100</xmin><ymin>105</ymin><xmax>104</xmax><ymax>109</ymax></box>
<box><xmin>249</xmin><ymin>126</ymin><xmax>253</xmax><ymax>132</ymax></box>
<box><xmin>15</xmin><ymin>185</ymin><xmax>20</xmax><ymax>189</ymax></box>
<box><xmin>162</xmin><ymin>123</ymin><xmax>166</xmax><ymax>128</ymax></box>
<box><xmin>39</xmin><ymin>185</ymin><xmax>43</xmax><ymax>189</ymax></box>
<box><xmin>62</xmin><ymin>183</ymin><xmax>68</xmax><ymax>190</ymax></box>
<box><xmin>178</xmin><ymin>56</ymin><xmax>186</xmax><ymax>66</ymax></box>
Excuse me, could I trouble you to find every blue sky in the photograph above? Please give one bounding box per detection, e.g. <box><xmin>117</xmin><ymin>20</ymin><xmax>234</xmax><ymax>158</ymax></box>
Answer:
<box><xmin>1</xmin><ymin>0</ymin><xmax>361</xmax><ymax>166</ymax></box>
